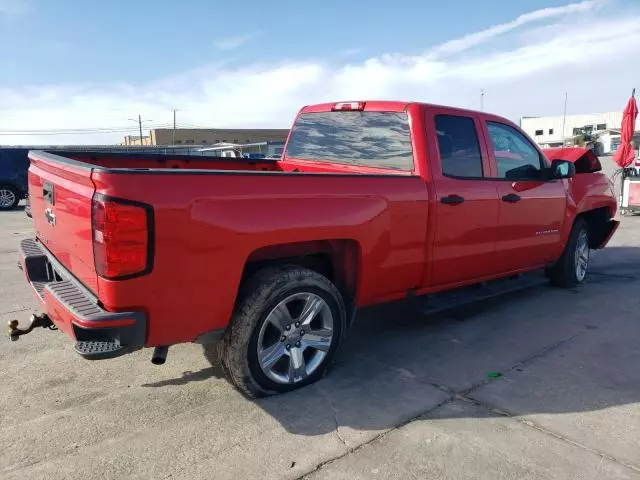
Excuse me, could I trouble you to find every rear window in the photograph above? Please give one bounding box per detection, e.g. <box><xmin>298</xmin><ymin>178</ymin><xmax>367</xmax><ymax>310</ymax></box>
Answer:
<box><xmin>285</xmin><ymin>111</ymin><xmax>414</xmax><ymax>171</ymax></box>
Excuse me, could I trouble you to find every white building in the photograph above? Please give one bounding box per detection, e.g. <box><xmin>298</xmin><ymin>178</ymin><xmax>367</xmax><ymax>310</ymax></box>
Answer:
<box><xmin>520</xmin><ymin>112</ymin><xmax>624</xmax><ymax>153</ymax></box>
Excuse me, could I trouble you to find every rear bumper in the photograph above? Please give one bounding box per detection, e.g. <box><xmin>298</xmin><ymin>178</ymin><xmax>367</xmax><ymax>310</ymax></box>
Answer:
<box><xmin>18</xmin><ymin>238</ymin><xmax>146</xmax><ymax>359</ymax></box>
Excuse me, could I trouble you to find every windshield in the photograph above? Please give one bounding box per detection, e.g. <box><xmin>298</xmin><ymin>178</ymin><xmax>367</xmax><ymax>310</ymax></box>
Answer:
<box><xmin>285</xmin><ymin>111</ymin><xmax>414</xmax><ymax>171</ymax></box>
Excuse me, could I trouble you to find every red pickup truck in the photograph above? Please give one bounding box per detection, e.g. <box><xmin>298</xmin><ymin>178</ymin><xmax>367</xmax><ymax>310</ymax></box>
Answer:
<box><xmin>14</xmin><ymin>101</ymin><xmax>618</xmax><ymax>397</ymax></box>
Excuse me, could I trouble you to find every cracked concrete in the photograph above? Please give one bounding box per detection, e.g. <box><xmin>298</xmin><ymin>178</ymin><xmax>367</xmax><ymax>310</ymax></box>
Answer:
<box><xmin>314</xmin><ymin>384</ymin><xmax>349</xmax><ymax>449</ymax></box>
<box><xmin>2</xmin><ymin>157</ymin><xmax>640</xmax><ymax>480</ymax></box>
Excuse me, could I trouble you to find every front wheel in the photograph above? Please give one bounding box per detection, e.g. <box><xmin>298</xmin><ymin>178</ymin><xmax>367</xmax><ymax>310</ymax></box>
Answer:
<box><xmin>547</xmin><ymin>219</ymin><xmax>590</xmax><ymax>287</ymax></box>
<box><xmin>218</xmin><ymin>266</ymin><xmax>346</xmax><ymax>398</ymax></box>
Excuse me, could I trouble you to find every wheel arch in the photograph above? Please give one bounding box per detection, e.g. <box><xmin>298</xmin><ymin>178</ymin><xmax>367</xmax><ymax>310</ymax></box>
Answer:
<box><xmin>576</xmin><ymin>206</ymin><xmax>614</xmax><ymax>249</ymax></box>
<box><xmin>240</xmin><ymin>239</ymin><xmax>362</xmax><ymax>322</ymax></box>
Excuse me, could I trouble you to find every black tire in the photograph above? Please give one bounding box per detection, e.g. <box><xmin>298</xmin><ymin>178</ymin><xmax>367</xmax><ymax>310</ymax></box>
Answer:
<box><xmin>217</xmin><ymin>266</ymin><xmax>346</xmax><ymax>398</ymax></box>
<box><xmin>0</xmin><ymin>185</ymin><xmax>20</xmax><ymax>211</ymax></box>
<box><xmin>546</xmin><ymin>219</ymin><xmax>590</xmax><ymax>288</ymax></box>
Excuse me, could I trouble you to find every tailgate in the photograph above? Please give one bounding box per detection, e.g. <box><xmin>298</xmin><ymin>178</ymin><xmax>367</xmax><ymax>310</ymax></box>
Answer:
<box><xmin>27</xmin><ymin>151</ymin><xmax>98</xmax><ymax>293</ymax></box>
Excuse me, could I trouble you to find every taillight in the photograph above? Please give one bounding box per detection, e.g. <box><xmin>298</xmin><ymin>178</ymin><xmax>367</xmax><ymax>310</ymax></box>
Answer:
<box><xmin>331</xmin><ymin>102</ymin><xmax>365</xmax><ymax>111</ymax></box>
<box><xmin>92</xmin><ymin>195</ymin><xmax>153</xmax><ymax>279</ymax></box>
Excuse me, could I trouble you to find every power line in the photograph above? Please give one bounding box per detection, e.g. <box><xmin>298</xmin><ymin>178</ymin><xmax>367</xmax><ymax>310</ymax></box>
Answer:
<box><xmin>0</xmin><ymin>123</ymin><xmax>175</xmax><ymax>135</ymax></box>
<box><xmin>0</xmin><ymin>130</ymin><xmax>140</xmax><ymax>136</ymax></box>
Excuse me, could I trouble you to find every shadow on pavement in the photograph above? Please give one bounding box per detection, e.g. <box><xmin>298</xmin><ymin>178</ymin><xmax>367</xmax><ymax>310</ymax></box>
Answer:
<box><xmin>141</xmin><ymin>366</ymin><xmax>224</xmax><ymax>387</ymax></box>
<box><xmin>147</xmin><ymin>246</ymin><xmax>640</xmax><ymax>441</ymax></box>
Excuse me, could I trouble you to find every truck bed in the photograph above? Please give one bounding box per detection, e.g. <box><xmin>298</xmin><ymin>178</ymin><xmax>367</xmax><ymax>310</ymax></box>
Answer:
<box><xmin>27</xmin><ymin>149</ymin><xmax>429</xmax><ymax>347</ymax></box>
<box><xmin>52</xmin><ymin>150</ymin><xmax>414</xmax><ymax>176</ymax></box>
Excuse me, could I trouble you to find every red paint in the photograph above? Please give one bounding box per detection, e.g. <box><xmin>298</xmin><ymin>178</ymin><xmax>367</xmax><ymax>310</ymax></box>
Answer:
<box><xmin>23</xmin><ymin>101</ymin><xmax>618</xmax><ymax>349</ymax></box>
<box><xmin>544</xmin><ymin>147</ymin><xmax>602</xmax><ymax>173</ymax></box>
<box><xmin>544</xmin><ymin>147</ymin><xmax>593</xmax><ymax>163</ymax></box>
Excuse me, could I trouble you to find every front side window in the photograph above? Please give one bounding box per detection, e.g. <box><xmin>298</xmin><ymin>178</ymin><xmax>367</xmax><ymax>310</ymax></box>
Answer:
<box><xmin>487</xmin><ymin>122</ymin><xmax>544</xmax><ymax>180</ymax></box>
<box><xmin>435</xmin><ymin>114</ymin><xmax>483</xmax><ymax>178</ymax></box>
<box><xmin>285</xmin><ymin>111</ymin><xmax>414</xmax><ymax>171</ymax></box>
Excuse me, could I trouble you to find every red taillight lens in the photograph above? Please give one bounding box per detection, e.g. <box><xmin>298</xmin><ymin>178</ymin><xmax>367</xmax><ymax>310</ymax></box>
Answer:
<box><xmin>331</xmin><ymin>102</ymin><xmax>365</xmax><ymax>111</ymax></box>
<box><xmin>92</xmin><ymin>195</ymin><xmax>153</xmax><ymax>279</ymax></box>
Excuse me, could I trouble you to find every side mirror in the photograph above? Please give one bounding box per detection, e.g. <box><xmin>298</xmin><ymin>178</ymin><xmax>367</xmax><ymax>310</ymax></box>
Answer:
<box><xmin>548</xmin><ymin>159</ymin><xmax>575</xmax><ymax>180</ymax></box>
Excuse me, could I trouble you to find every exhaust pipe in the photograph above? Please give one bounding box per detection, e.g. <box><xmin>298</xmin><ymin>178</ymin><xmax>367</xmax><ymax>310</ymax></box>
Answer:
<box><xmin>151</xmin><ymin>346</ymin><xmax>169</xmax><ymax>365</ymax></box>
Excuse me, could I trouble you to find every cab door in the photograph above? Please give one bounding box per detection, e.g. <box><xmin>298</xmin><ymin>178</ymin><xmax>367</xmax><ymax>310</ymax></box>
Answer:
<box><xmin>482</xmin><ymin>120</ymin><xmax>567</xmax><ymax>272</ymax></box>
<box><xmin>424</xmin><ymin>109</ymin><xmax>501</xmax><ymax>288</ymax></box>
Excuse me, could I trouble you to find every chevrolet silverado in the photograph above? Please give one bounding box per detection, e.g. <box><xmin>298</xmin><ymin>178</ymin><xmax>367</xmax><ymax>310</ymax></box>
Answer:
<box><xmin>13</xmin><ymin>101</ymin><xmax>618</xmax><ymax>397</ymax></box>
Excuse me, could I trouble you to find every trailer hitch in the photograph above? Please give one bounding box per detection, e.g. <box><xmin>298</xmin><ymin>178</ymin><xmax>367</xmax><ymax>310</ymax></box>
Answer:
<box><xmin>8</xmin><ymin>314</ymin><xmax>56</xmax><ymax>341</ymax></box>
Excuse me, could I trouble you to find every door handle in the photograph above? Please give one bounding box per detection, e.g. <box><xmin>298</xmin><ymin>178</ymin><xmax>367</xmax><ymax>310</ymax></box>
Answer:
<box><xmin>440</xmin><ymin>195</ymin><xmax>465</xmax><ymax>205</ymax></box>
<box><xmin>501</xmin><ymin>193</ymin><xmax>521</xmax><ymax>203</ymax></box>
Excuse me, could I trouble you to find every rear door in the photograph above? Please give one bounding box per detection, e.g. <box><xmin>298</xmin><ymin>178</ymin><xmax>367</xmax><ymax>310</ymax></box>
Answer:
<box><xmin>425</xmin><ymin>108</ymin><xmax>501</xmax><ymax>287</ymax></box>
<box><xmin>28</xmin><ymin>151</ymin><xmax>98</xmax><ymax>292</ymax></box>
<box><xmin>482</xmin><ymin>120</ymin><xmax>567</xmax><ymax>272</ymax></box>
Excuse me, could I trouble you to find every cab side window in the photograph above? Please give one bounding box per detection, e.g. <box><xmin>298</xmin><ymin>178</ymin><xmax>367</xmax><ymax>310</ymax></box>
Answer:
<box><xmin>435</xmin><ymin>115</ymin><xmax>484</xmax><ymax>178</ymax></box>
<box><xmin>486</xmin><ymin>122</ymin><xmax>544</xmax><ymax>180</ymax></box>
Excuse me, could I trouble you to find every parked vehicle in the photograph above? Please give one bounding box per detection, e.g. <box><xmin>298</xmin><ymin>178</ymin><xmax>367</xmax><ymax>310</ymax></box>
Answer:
<box><xmin>0</xmin><ymin>148</ymin><xmax>29</xmax><ymax>210</ymax></box>
<box><xmin>13</xmin><ymin>101</ymin><xmax>618</xmax><ymax>397</ymax></box>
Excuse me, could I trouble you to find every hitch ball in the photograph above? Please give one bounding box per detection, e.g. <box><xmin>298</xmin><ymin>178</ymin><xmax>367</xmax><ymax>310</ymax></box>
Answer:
<box><xmin>8</xmin><ymin>320</ymin><xmax>20</xmax><ymax>342</ymax></box>
<box><xmin>7</xmin><ymin>314</ymin><xmax>54</xmax><ymax>341</ymax></box>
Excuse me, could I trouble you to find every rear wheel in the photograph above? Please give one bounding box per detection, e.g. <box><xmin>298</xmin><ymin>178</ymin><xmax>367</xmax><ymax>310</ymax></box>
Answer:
<box><xmin>218</xmin><ymin>266</ymin><xmax>346</xmax><ymax>398</ymax></box>
<box><xmin>0</xmin><ymin>185</ymin><xmax>19</xmax><ymax>211</ymax></box>
<box><xmin>547</xmin><ymin>219</ymin><xmax>590</xmax><ymax>287</ymax></box>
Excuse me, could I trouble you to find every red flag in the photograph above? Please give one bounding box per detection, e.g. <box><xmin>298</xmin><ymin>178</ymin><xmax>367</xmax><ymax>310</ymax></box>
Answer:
<box><xmin>614</xmin><ymin>93</ymin><xmax>638</xmax><ymax>168</ymax></box>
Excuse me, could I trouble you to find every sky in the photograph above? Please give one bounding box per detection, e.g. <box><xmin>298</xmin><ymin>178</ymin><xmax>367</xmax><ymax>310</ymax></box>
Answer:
<box><xmin>1</xmin><ymin>0</ymin><xmax>639</xmax><ymax>145</ymax></box>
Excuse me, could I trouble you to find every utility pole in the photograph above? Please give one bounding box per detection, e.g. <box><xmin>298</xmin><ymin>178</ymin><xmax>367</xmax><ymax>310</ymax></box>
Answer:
<box><xmin>138</xmin><ymin>114</ymin><xmax>144</xmax><ymax>145</ymax></box>
<box><xmin>128</xmin><ymin>115</ymin><xmax>152</xmax><ymax>146</ymax></box>
<box><xmin>562</xmin><ymin>92</ymin><xmax>568</xmax><ymax>146</ymax></box>
<box><xmin>480</xmin><ymin>89</ymin><xmax>485</xmax><ymax>112</ymax></box>
<box><xmin>172</xmin><ymin>109</ymin><xmax>177</xmax><ymax>145</ymax></box>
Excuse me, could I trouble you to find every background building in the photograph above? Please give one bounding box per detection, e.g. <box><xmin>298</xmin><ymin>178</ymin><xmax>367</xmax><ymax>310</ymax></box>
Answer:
<box><xmin>520</xmin><ymin>111</ymin><xmax>628</xmax><ymax>153</ymax></box>
<box><xmin>123</xmin><ymin>135</ymin><xmax>152</xmax><ymax>146</ymax></box>
<box><xmin>124</xmin><ymin>128</ymin><xmax>289</xmax><ymax>146</ymax></box>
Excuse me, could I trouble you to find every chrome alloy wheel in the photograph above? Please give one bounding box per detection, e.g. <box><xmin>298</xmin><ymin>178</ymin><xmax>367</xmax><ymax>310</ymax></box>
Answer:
<box><xmin>257</xmin><ymin>292</ymin><xmax>334</xmax><ymax>384</ymax></box>
<box><xmin>574</xmin><ymin>229</ymin><xmax>589</xmax><ymax>282</ymax></box>
<box><xmin>0</xmin><ymin>188</ymin><xmax>16</xmax><ymax>208</ymax></box>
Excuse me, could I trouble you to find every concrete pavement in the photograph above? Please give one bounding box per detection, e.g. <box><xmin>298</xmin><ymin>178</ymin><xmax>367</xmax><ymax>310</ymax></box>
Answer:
<box><xmin>1</xmin><ymin>157</ymin><xmax>639</xmax><ymax>480</ymax></box>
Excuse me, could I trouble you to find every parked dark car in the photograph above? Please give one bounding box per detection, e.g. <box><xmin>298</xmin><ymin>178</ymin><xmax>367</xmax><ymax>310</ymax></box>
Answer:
<box><xmin>0</xmin><ymin>148</ymin><xmax>29</xmax><ymax>210</ymax></box>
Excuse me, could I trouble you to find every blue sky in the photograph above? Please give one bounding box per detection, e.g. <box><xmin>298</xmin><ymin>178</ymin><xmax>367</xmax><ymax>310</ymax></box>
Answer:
<box><xmin>2</xmin><ymin>0</ymin><xmax>580</xmax><ymax>85</ymax></box>
<box><xmin>1</xmin><ymin>0</ymin><xmax>639</xmax><ymax>144</ymax></box>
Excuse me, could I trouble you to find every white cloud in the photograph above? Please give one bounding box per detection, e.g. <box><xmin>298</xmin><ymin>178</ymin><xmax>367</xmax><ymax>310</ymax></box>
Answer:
<box><xmin>0</xmin><ymin>0</ymin><xmax>28</xmax><ymax>15</ymax></box>
<box><xmin>430</xmin><ymin>0</ymin><xmax>606</xmax><ymax>57</ymax></box>
<box><xmin>1</xmin><ymin>1</ymin><xmax>639</xmax><ymax>145</ymax></box>
<box><xmin>213</xmin><ymin>33</ymin><xmax>257</xmax><ymax>51</ymax></box>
